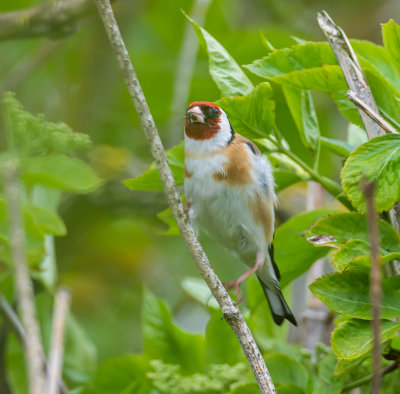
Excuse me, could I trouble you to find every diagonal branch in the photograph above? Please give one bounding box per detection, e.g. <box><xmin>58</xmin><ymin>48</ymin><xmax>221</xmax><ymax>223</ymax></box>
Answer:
<box><xmin>93</xmin><ymin>1</ymin><xmax>276</xmax><ymax>392</ymax></box>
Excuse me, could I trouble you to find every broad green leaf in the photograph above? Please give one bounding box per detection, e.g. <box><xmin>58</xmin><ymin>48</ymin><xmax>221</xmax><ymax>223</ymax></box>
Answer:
<box><xmin>335</xmin><ymin>354</ymin><xmax>369</xmax><ymax>376</ymax></box>
<box><xmin>265</xmin><ymin>352</ymin><xmax>308</xmax><ymax>389</ymax></box>
<box><xmin>275</xmin><ymin>209</ymin><xmax>337</xmax><ymax>288</ymax></box>
<box><xmin>310</xmin><ymin>272</ymin><xmax>400</xmax><ymax>319</ymax></box>
<box><xmin>320</xmin><ymin>136</ymin><xmax>355</xmax><ymax>158</ymax></box>
<box><xmin>276</xmin><ymin>383</ymin><xmax>304</xmax><ymax>394</ymax></box>
<box><xmin>313</xmin><ymin>352</ymin><xmax>343</xmax><ymax>394</ymax></box>
<box><xmin>93</xmin><ymin>355</ymin><xmax>150</xmax><ymax>394</ymax></box>
<box><xmin>353</xmin><ymin>40</ymin><xmax>400</xmax><ymax>92</ymax></box>
<box><xmin>182</xmin><ymin>277</ymin><xmax>219</xmax><ymax>310</ymax></box>
<box><xmin>22</xmin><ymin>154</ymin><xmax>101</xmax><ymax>193</ymax></box>
<box><xmin>24</xmin><ymin>205</ymin><xmax>66</xmax><ymax>236</ymax></box>
<box><xmin>205</xmin><ymin>311</ymin><xmax>243</xmax><ymax>365</ymax></box>
<box><xmin>218</xmin><ymin>82</ymin><xmax>275</xmax><ymax>139</ymax></box>
<box><xmin>124</xmin><ymin>142</ymin><xmax>184</xmax><ymax>190</ymax></box>
<box><xmin>245</xmin><ymin>43</ymin><xmax>363</xmax><ymax>128</ymax></box>
<box><xmin>382</xmin><ymin>20</ymin><xmax>400</xmax><ymax>65</ymax></box>
<box><xmin>332</xmin><ymin>239</ymin><xmax>400</xmax><ymax>271</ymax></box>
<box><xmin>229</xmin><ymin>383</ymin><xmax>259</xmax><ymax>394</ymax></box>
<box><xmin>283</xmin><ymin>87</ymin><xmax>320</xmax><ymax>151</ymax></box>
<box><xmin>306</xmin><ymin>212</ymin><xmax>400</xmax><ymax>252</ymax></box>
<box><xmin>142</xmin><ymin>288</ymin><xmax>205</xmax><ymax>373</ymax></box>
<box><xmin>185</xmin><ymin>14</ymin><xmax>253</xmax><ymax>97</ymax></box>
<box><xmin>341</xmin><ymin>134</ymin><xmax>400</xmax><ymax>213</ymax></box>
<box><xmin>332</xmin><ymin>319</ymin><xmax>400</xmax><ymax>359</ymax></box>
<box><xmin>273</xmin><ymin>169</ymin><xmax>309</xmax><ymax>193</ymax></box>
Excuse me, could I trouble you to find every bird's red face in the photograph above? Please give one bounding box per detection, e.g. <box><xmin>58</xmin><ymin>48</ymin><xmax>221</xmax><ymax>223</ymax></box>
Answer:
<box><xmin>185</xmin><ymin>102</ymin><xmax>222</xmax><ymax>140</ymax></box>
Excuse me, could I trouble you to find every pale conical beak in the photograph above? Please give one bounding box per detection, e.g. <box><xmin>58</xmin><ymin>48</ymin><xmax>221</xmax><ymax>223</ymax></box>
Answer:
<box><xmin>186</xmin><ymin>108</ymin><xmax>205</xmax><ymax>124</ymax></box>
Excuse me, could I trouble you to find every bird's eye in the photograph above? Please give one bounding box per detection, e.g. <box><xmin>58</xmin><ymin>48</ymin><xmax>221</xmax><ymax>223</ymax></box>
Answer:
<box><xmin>205</xmin><ymin>106</ymin><xmax>219</xmax><ymax>119</ymax></box>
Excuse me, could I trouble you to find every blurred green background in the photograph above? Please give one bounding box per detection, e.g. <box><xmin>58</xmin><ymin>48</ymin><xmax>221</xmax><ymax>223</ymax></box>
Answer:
<box><xmin>1</xmin><ymin>0</ymin><xmax>399</xmax><ymax>364</ymax></box>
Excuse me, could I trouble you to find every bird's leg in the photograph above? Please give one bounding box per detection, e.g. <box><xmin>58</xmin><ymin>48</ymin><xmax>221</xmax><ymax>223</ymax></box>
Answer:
<box><xmin>184</xmin><ymin>200</ymin><xmax>191</xmax><ymax>216</ymax></box>
<box><xmin>225</xmin><ymin>251</ymin><xmax>265</xmax><ymax>302</ymax></box>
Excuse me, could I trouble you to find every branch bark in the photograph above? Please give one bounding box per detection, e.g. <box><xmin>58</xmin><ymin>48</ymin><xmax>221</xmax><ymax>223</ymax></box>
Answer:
<box><xmin>93</xmin><ymin>1</ymin><xmax>276</xmax><ymax>392</ymax></box>
<box><xmin>3</xmin><ymin>160</ymin><xmax>45</xmax><ymax>394</ymax></box>
<box><xmin>361</xmin><ymin>180</ymin><xmax>382</xmax><ymax>394</ymax></box>
<box><xmin>318</xmin><ymin>10</ymin><xmax>400</xmax><ymax>274</ymax></box>
<box><xmin>0</xmin><ymin>0</ymin><xmax>115</xmax><ymax>40</ymax></box>
<box><xmin>45</xmin><ymin>288</ymin><xmax>71</xmax><ymax>394</ymax></box>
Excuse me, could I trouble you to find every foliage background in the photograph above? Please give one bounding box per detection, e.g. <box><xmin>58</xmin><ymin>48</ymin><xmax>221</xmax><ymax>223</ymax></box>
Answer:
<box><xmin>1</xmin><ymin>0</ymin><xmax>400</xmax><ymax>390</ymax></box>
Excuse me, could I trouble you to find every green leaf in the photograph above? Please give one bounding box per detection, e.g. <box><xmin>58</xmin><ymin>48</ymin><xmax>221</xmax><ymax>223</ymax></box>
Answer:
<box><xmin>283</xmin><ymin>87</ymin><xmax>320</xmax><ymax>151</ymax></box>
<box><xmin>306</xmin><ymin>212</ymin><xmax>400</xmax><ymax>252</ymax></box>
<box><xmin>245</xmin><ymin>43</ymin><xmax>363</xmax><ymax>128</ymax></box>
<box><xmin>335</xmin><ymin>354</ymin><xmax>369</xmax><ymax>376</ymax></box>
<box><xmin>265</xmin><ymin>352</ymin><xmax>308</xmax><ymax>390</ymax></box>
<box><xmin>205</xmin><ymin>311</ymin><xmax>243</xmax><ymax>365</ymax></box>
<box><xmin>320</xmin><ymin>137</ymin><xmax>355</xmax><ymax>158</ymax></box>
<box><xmin>185</xmin><ymin>14</ymin><xmax>253</xmax><ymax>97</ymax></box>
<box><xmin>93</xmin><ymin>355</ymin><xmax>150</xmax><ymax>394</ymax></box>
<box><xmin>22</xmin><ymin>154</ymin><xmax>101</xmax><ymax>193</ymax></box>
<box><xmin>341</xmin><ymin>134</ymin><xmax>400</xmax><ymax>213</ymax></box>
<box><xmin>332</xmin><ymin>319</ymin><xmax>400</xmax><ymax>360</ymax></box>
<box><xmin>332</xmin><ymin>239</ymin><xmax>400</xmax><ymax>271</ymax></box>
<box><xmin>142</xmin><ymin>288</ymin><xmax>205</xmax><ymax>373</ymax></box>
<box><xmin>310</xmin><ymin>272</ymin><xmax>400</xmax><ymax>319</ymax></box>
<box><xmin>182</xmin><ymin>277</ymin><xmax>219</xmax><ymax>310</ymax></box>
<box><xmin>229</xmin><ymin>383</ymin><xmax>259</xmax><ymax>394</ymax></box>
<box><xmin>218</xmin><ymin>82</ymin><xmax>275</xmax><ymax>139</ymax></box>
<box><xmin>274</xmin><ymin>209</ymin><xmax>337</xmax><ymax>288</ymax></box>
<box><xmin>24</xmin><ymin>205</ymin><xmax>66</xmax><ymax>236</ymax></box>
<box><xmin>124</xmin><ymin>142</ymin><xmax>184</xmax><ymax>190</ymax></box>
<box><xmin>273</xmin><ymin>169</ymin><xmax>309</xmax><ymax>193</ymax></box>
<box><xmin>313</xmin><ymin>352</ymin><xmax>343</xmax><ymax>394</ymax></box>
<box><xmin>276</xmin><ymin>382</ymin><xmax>304</xmax><ymax>394</ymax></box>
<box><xmin>382</xmin><ymin>20</ymin><xmax>400</xmax><ymax>65</ymax></box>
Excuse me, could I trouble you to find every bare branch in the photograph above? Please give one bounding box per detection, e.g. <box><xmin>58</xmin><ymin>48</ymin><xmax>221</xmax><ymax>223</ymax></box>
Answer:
<box><xmin>318</xmin><ymin>10</ymin><xmax>400</xmax><ymax>274</ymax></box>
<box><xmin>0</xmin><ymin>291</ymin><xmax>70</xmax><ymax>394</ymax></box>
<box><xmin>317</xmin><ymin>10</ymin><xmax>384</xmax><ymax>139</ymax></box>
<box><xmin>45</xmin><ymin>288</ymin><xmax>71</xmax><ymax>394</ymax></box>
<box><xmin>3</xmin><ymin>160</ymin><xmax>45</xmax><ymax>394</ymax></box>
<box><xmin>0</xmin><ymin>0</ymin><xmax>116</xmax><ymax>40</ymax></box>
<box><xmin>361</xmin><ymin>180</ymin><xmax>381</xmax><ymax>394</ymax></box>
<box><xmin>347</xmin><ymin>91</ymin><xmax>399</xmax><ymax>135</ymax></box>
<box><xmin>93</xmin><ymin>1</ymin><xmax>276</xmax><ymax>392</ymax></box>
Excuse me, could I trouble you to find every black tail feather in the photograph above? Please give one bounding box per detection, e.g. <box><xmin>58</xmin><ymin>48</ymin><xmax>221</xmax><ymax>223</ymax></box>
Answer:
<box><xmin>257</xmin><ymin>275</ymin><xmax>297</xmax><ymax>326</ymax></box>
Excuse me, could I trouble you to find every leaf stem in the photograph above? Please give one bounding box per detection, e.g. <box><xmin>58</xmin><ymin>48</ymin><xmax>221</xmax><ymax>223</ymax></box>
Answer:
<box><xmin>271</xmin><ymin>126</ymin><xmax>353</xmax><ymax>210</ymax></box>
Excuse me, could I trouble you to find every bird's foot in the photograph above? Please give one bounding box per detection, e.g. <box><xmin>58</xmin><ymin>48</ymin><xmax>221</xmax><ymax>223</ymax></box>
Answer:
<box><xmin>224</xmin><ymin>252</ymin><xmax>265</xmax><ymax>303</ymax></box>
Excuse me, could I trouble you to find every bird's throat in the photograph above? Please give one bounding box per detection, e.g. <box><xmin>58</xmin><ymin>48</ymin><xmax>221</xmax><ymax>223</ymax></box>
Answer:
<box><xmin>185</xmin><ymin>121</ymin><xmax>220</xmax><ymax>140</ymax></box>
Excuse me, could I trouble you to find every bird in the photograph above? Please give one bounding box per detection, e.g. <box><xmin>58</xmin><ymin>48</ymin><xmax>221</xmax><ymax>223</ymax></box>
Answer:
<box><xmin>184</xmin><ymin>101</ymin><xmax>297</xmax><ymax>326</ymax></box>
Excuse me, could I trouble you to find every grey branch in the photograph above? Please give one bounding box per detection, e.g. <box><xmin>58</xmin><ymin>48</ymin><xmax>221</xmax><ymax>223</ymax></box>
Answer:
<box><xmin>347</xmin><ymin>91</ymin><xmax>399</xmax><ymax>135</ymax></box>
<box><xmin>317</xmin><ymin>10</ymin><xmax>384</xmax><ymax>139</ymax></box>
<box><xmin>318</xmin><ymin>10</ymin><xmax>400</xmax><ymax>274</ymax></box>
<box><xmin>0</xmin><ymin>0</ymin><xmax>116</xmax><ymax>40</ymax></box>
<box><xmin>361</xmin><ymin>180</ymin><xmax>381</xmax><ymax>394</ymax></box>
<box><xmin>3</xmin><ymin>160</ymin><xmax>45</xmax><ymax>394</ymax></box>
<box><xmin>45</xmin><ymin>288</ymin><xmax>71</xmax><ymax>394</ymax></box>
<box><xmin>93</xmin><ymin>0</ymin><xmax>276</xmax><ymax>392</ymax></box>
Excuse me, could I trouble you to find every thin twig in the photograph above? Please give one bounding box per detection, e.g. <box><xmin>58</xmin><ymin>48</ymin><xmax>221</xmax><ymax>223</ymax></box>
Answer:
<box><xmin>341</xmin><ymin>361</ymin><xmax>398</xmax><ymax>392</ymax></box>
<box><xmin>45</xmin><ymin>288</ymin><xmax>71</xmax><ymax>394</ymax></box>
<box><xmin>317</xmin><ymin>10</ymin><xmax>384</xmax><ymax>139</ymax></box>
<box><xmin>0</xmin><ymin>291</ymin><xmax>69</xmax><ymax>394</ymax></box>
<box><xmin>347</xmin><ymin>91</ymin><xmax>399</xmax><ymax>135</ymax></box>
<box><xmin>3</xmin><ymin>160</ymin><xmax>45</xmax><ymax>394</ymax></box>
<box><xmin>93</xmin><ymin>1</ymin><xmax>276</xmax><ymax>392</ymax></box>
<box><xmin>361</xmin><ymin>180</ymin><xmax>381</xmax><ymax>394</ymax></box>
<box><xmin>168</xmin><ymin>0</ymin><xmax>212</xmax><ymax>144</ymax></box>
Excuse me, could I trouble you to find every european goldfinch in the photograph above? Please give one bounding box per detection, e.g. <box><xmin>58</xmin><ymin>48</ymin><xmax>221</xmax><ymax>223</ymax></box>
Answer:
<box><xmin>184</xmin><ymin>101</ymin><xmax>297</xmax><ymax>326</ymax></box>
